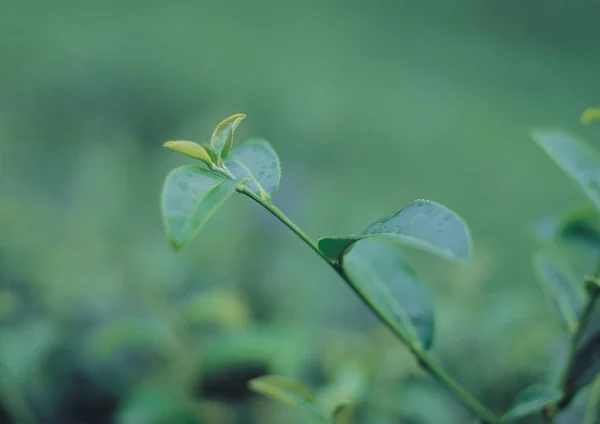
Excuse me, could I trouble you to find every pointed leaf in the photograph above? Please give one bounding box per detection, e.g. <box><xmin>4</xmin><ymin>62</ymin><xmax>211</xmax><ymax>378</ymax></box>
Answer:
<box><xmin>532</xmin><ymin>129</ymin><xmax>600</xmax><ymax>212</ymax></box>
<box><xmin>582</xmin><ymin>108</ymin><xmax>600</xmax><ymax>125</ymax></box>
<box><xmin>163</xmin><ymin>140</ymin><xmax>213</xmax><ymax>166</ymax></box>
<box><xmin>318</xmin><ymin>199</ymin><xmax>472</xmax><ymax>263</ymax></box>
<box><xmin>210</xmin><ymin>113</ymin><xmax>246</xmax><ymax>163</ymax></box>
<box><xmin>332</xmin><ymin>401</ymin><xmax>353</xmax><ymax>424</ymax></box>
<box><xmin>249</xmin><ymin>375</ymin><xmax>326</xmax><ymax>423</ymax></box>
<box><xmin>501</xmin><ymin>384</ymin><xmax>562</xmax><ymax>422</ymax></box>
<box><xmin>565</xmin><ymin>327</ymin><xmax>600</xmax><ymax>398</ymax></box>
<box><xmin>161</xmin><ymin>166</ymin><xmax>239</xmax><ymax>250</ymax></box>
<box><xmin>534</xmin><ymin>252</ymin><xmax>586</xmax><ymax>333</ymax></box>
<box><xmin>225</xmin><ymin>138</ymin><xmax>281</xmax><ymax>200</ymax></box>
<box><xmin>341</xmin><ymin>238</ymin><xmax>434</xmax><ymax>349</ymax></box>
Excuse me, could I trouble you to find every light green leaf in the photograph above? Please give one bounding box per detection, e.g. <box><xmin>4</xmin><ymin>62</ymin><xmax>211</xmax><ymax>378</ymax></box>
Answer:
<box><xmin>318</xmin><ymin>199</ymin><xmax>472</xmax><ymax>263</ymax></box>
<box><xmin>501</xmin><ymin>384</ymin><xmax>562</xmax><ymax>422</ymax></box>
<box><xmin>532</xmin><ymin>129</ymin><xmax>600</xmax><ymax>212</ymax></box>
<box><xmin>534</xmin><ymin>251</ymin><xmax>586</xmax><ymax>334</ymax></box>
<box><xmin>582</xmin><ymin>107</ymin><xmax>600</xmax><ymax>125</ymax></box>
<box><xmin>341</xmin><ymin>238</ymin><xmax>434</xmax><ymax>349</ymax></box>
<box><xmin>163</xmin><ymin>140</ymin><xmax>213</xmax><ymax>167</ymax></box>
<box><xmin>117</xmin><ymin>384</ymin><xmax>201</xmax><ymax>424</ymax></box>
<box><xmin>331</xmin><ymin>401</ymin><xmax>353</xmax><ymax>424</ymax></box>
<box><xmin>210</xmin><ymin>113</ymin><xmax>246</xmax><ymax>163</ymax></box>
<box><xmin>249</xmin><ymin>375</ymin><xmax>327</xmax><ymax>424</ymax></box>
<box><xmin>161</xmin><ymin>166</ymin><xmax>239</xmax><ymax>250</ymax></box>
<box><xmin>182</xmin><ymin>289</ymin><xmax>251</xmax><ymax>329</ymax></box>
<box><xmin>318</xmin><ymin>363</ymin><xmax>365</xmax><ymax>421</ymax></box>
<box><xmin>225</xmin><ymin>138</ymin><xmax>281</xmax><ymax>200</ymax></box>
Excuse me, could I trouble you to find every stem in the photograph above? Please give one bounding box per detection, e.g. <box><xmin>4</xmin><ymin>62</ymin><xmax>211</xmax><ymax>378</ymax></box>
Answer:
<box><xmin>558</xmin><ymin>260</ymin><xmax>600</xmax><ymax>409</ymax></box>
<box><xmin>237</xmin><ymin>186</ymin><xmax>500</xmax><ymax>423</ymax></box>
<box><xmin>237</xmin><ymin>187</ymin><xmax>334</xmax><ymax>266</ymax></box>
<box><xmin>583</xmin><ymin>376</ymin><xmax>600</xmax><ymax>424</ymax></box>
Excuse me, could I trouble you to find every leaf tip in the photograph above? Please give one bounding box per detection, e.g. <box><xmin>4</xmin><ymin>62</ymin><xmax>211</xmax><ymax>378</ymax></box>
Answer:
<box><xmin>581</xmin><ymin>107</ymin><xmax>600</xmax><ymax>125</ymax></box>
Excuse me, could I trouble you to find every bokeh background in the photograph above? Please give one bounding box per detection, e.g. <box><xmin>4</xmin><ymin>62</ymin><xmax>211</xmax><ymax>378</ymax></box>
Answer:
<box><xmin>2</xmin><ymin>1</ymin><xmax>600</xmax><ymax>423</ymax></box>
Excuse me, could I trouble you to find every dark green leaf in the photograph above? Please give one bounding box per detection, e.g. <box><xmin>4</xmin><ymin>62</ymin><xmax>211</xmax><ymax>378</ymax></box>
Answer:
<box><xmin>341</xmin><ymin>238</ymin><xmax>434</xmax><ymax>349</ymax></box>
<box><xmin>534</xmin><ymin>252</ymin><xmax>586</xmax><ymax>333</ymax></box>
<box><xmin>318</xmin><ymin>199</ymin><xmax>471</xmax><ymax>263</ymax></box>
<box><xmin>532</xmin><ymin>129</ymin><xmax>600</xmax><ymax>212</ymax></box>
<box><xmin>565</xmin><ymin>328</ymin><xmax>600</xmax><ymax>397</ymax></box>
<box><xmin>585</xmin><ymin>276</ymin><xmax>600</xmax><ymax>296</ymax></box>
<box><xmin>210</xmin><ymin>113</ymin><xmax>246</xmax><ymax>163</ymax></box>
<box><xmin>225</xmin><ymin>138</ymin><xmax>281</xmax><ymax>200</ymax></box>
<box><xmin>161</xmin><ymin>166</ymin><xmax>239</xmax><ymax>250</ymax></box>
<box><xmin>249</xmin><ymin>375</ymin><xmax>327</xmax><ymax>423</ymax></box>
<box><xmin>556</xmin><ymin>207</ymin><xmax>600</xmax><ymax>264</ymax></box>
<box><xmin>501</xmin><ymin>384</ymin><xmax>562</xmax><ymax>422</ymax></box>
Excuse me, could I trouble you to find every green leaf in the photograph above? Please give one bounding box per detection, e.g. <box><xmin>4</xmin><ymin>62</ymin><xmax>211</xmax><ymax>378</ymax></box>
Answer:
<box><xmin>318</xmin><ymin>363</ymin><xmax>365</xmax><ymax>421</ymax></box>
<box><xmin>331</xmin><ymin>401</ymin><xmax>353</xmax><ymax>424</ymax></box>
<box><xmin>535</xmin><ymin>207</ymin><xmax>600</xmax><ymax>276</ymax></box>
<box><xmin>87</xmin><ymin>318</ymin><xmax>175</xmax><ymax>360</ymax></box>
<box><xmin>249</xmin><ymin>375</ymin><xmax>327</xmax><ymax>424</ymax></box>
<box><xmin>182</xmin><ymin>289</ymin><xmax>251</xmax><ymax>329</ymax></box>
<box><xmin>582</xmin><ymin>107</ymin><xmax>600</xmax><ymax>125</ymax></box>
<box><xmin>161</xmin><ymin>166</ymin><xmax>239</xmax><ymax>250</ymax></box>
<box><xmin>341</xmin><ymin>238</ymin><xmax>434</xmax><ymax>349</ymax></box>
<box><xmin>210</xmin><ymin>113</ymin><xmax>246</xmax><ymax>163</ymax></box>
<box><xmin>556</xmin><ymin>207</ymin><xmax>600</xmax><ymax>259</ymax></box>
<box><xmin>117</xmin><ymin>385</ymin><xmax>201</xmax><ymax>424</ymax></box>
<box><xmin>501</xmin><ymin>384</ymin><xmax>562</xmax><ymax>422</ymax></box>
<box><xmin>534</xmin><ymin>252</ymin><xmax>586</xmax><ymax>333</ymax></box>
<box><xmin>532</xmin><ymin>129</ymin><xmax>600</xmax><ymax>212</ymax></box>
<box><xmin>585</xmin><ymin>276</ymin><xmax>600</xmax><ymax>296</ymax></box>
<box><xmin>163</xmin><ymin>140</ymin><xmax>213</xmax><ymax>167</ymax></box>
<box><xmin>565</xmin><ymin>329</ymin><xmax>600</xmax><ymax>398</ymax></box>
<box><xmin>318</xmin><ymin>199</ymin><xmax>472</xmax><ymax>263</ymax></box>
<box><xmin>225</xmin><ymin>138</ymin><xmax>281</xmax><ymax>200</ymax></box>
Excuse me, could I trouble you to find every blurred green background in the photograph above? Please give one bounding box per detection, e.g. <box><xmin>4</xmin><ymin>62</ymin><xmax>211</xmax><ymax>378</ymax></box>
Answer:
<box><xmin>2</xmin><ymin>1</ymin><xmax>600</xmax><ymax>423</ymax></box>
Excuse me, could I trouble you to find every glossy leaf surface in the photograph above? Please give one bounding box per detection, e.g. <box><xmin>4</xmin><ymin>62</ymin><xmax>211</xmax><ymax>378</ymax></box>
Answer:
<box><xmin>341</xmin><ymin>238</ymin><xmax>434</xmax><ymax>349</ymax></box>
<box><xmin>318</xmin><ymin>199</ymin><xmax>472</xmax><ymax>263</ymax></box>
<box><xmin>532</xmin><ymin>129</ymin><xmax>600</xmax><ymax>212</ymax></box>
<box><xmin>162</xmin><ymin>166</ymin><xmax>239</xmax><ymax>250</ymax></box>
<box><xmin>225</xmin><ymin>138</ymin><xmax>281</xmax><ymax>199</ymax></box>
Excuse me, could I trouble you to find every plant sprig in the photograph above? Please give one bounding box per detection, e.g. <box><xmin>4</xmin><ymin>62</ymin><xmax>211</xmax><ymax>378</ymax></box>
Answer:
<box><xmin>161</xmin><ymin>113</ymin><xmax>600</xmax><ymax>424</ymax></box>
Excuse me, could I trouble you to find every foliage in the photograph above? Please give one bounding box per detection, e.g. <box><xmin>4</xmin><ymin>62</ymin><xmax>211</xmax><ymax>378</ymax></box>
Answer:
<box><xmin>2</xmin><ymin>4</ymin><xmax>600</xmax><ymax>422</ymax></box>
<box><xmin>157</xmin><ymin>113</ymin><xmax>600</xmax><ymax>423</ymax></box>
